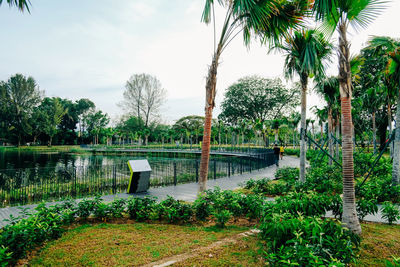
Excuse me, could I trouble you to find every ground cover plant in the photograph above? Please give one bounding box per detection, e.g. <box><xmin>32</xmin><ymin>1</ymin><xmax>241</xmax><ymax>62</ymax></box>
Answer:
<box><xmin>1</xmin><ymin>151</ymin><xmax>399</xmax><ymax>266</ymax></box>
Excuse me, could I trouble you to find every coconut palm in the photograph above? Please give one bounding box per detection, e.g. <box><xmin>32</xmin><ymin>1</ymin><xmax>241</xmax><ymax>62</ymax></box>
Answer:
<box><xmin>198</xmin><ymin>0</ymin><xmax>308</xmax><ymax>192</ymax></box>
<box><xmin>0</xmin><ymin>0</ymin><xmax>30</xmax><ymax>11</ymax></box>
<box><xmin>312</xmin><ymin>0</ymin><xmax>385</xmax><ymax>235</ymax></box>
<box><xmin>272</xmin><ymin>29</ymin><xmax>332</xmax><ymax>183</ymax></box>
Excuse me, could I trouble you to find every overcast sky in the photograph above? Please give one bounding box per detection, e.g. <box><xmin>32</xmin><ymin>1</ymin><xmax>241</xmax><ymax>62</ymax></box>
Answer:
<box><xmin>1</xmin><ymin>0</ymin><xmax>399</xmax><ymax>125</ymax></box>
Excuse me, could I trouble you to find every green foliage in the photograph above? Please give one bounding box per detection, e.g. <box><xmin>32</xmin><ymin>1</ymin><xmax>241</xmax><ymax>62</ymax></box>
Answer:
<box><xmin>243</xmin><ymin>178</ymin><xmax>291</xmax><ymax>196</ymax></box>
<box><xmin>356</xmin><ymin>198</ymin><xmax>378</xmax><ymax>221</ymax></box>
<box><xmin>126</xmin><ymin>196</ymin><xmax>157</xmax><ymax>222</ymax></box>
<box><xmin>0</xmin><ymin>203</ymin><xmax>64</xmax><ymax>264</ymax></box>
<box><xmin>275</xmin><ymin>167</ymin><xmax>299</xmax><ymax>182</ymax></box>
<box><xmin>159</xmin><ymin>196</ymin><xmax>193</xmax><ymax>223</ymax></box>
<box><xmin>260</xmin><ymin>213</ymin><xmax>360</xmax><ymax>266</ymax></box>
<box><xmin>219</xmin><ymin>76</ymin><xmax>300</xmax><ymax>124</ymax></box>
<box><xmin>213</xmin><ymin>210</ymin><xmax>232</xmax><ymax>228</ymax></box>
<box><xmin>381</xmin><ymin>202</ymin><xmax>400</xmax><ymax>225</ymax></box>
<box><xmin>268</xmin><ymin>191</ymin><xmax>333</xmax><ymax>217</ymax></box>
<box><xmin>76</xmin><ymin>197</ymin><xmax>99</xmax><ymax>220</ymax></box>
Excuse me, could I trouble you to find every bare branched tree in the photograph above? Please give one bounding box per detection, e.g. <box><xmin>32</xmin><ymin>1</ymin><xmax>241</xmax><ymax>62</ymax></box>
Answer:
<box><xmin>120</xmin><ymin>74</ymin><xmax>166</xmax><ymax>127</ymax></box>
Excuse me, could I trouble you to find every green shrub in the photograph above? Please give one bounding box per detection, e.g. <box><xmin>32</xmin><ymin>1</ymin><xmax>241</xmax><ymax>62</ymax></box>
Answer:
<box><xmin>193</xmin><ymin>193</ymin><xmax>214</xmax><ymax>221</ymax></box>
<box><xmin>356</xmin><ymin>198</ymin><xmax>378</xmax><ymax>221</ymax></box>
<box><xmin>238</xmin><ymin>193</ymin><xmax>264</xmax><ymax>220</ymax></box>
<box><xmin>267</xmin><ymin>191</ymin><xmax>332</xmax><ymax>217</ymax></box>
<box><xmin>108</xmin><ymin>198</ymin><xmax>127</xmax><ymax>218</ymax></box>
<box><xmin>260</xmin><ymin>213</ymin><xmax>360</xmax><ymax>266</ymax></box>
<box><xmin>76</xmin><ymin>197</ymin><xmax>99</xmax><ymax>219</ymax></box>
<box><xmin>126</xmin><ymin>196</ymin><xmax>157</xmax><ymax>222</ymax></box>
<box><xmin>381</xmin><ymin>201</ymin><xmax>400</xmax><ymax>225</ymax></box>
<box><xmin>243</xmin><ymin>178</ymin><xmax>291</xmax><ymax>196</ymax></box>
<box><xmin>275</xmin><ymin>167</ymin><xmax>299</xmax><ymax>183</ymax></box>
<box><xmin>213</xmin><ymin>209</ymin><xmax>232</xmax><ymax>228</ymax></box>
<box><xmin>160</xmin><ymin>196</ymin><xmax>193</xmax><ymax>223</ymax></box>
<box><xmin>0</xmin><ymin>246</ymin><xmax>12</xmax><ymax>267</ymax></box>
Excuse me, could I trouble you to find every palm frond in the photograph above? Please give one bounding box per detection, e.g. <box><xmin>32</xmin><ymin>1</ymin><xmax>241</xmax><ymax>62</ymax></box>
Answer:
<box><xmin>0</xmin><ymin>0</ymin><xmax>30</xmax><ymax>12</ymax></box>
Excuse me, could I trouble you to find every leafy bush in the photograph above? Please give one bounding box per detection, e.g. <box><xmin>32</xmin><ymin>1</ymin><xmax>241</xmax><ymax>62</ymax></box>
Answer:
<box><xmin>0</xmin><ymin>203</ymin><xmax>64</xmax><ymax>264</ymax></box>
<box><xmin>356</xmin><ymin>198</ymin><xmax>378</xmax><ymax>221</ymax></box>
<box><xmin>193</xmin><ymin>192</ymin><xmax>214</xmax><ymax>221</ymax></box>
<box><xmin>108</xmin><ymin>198</ymin><xmax>127</xmax><ymax>218</ymax></box>
<box><xmin>275</xmin><ymin>167</ymin><xmax>299</xmax><ymax>183</ymax></box>
<box><xmin>0</xmin><ymin>246</ymin><xmax>12</xmax><ymax>267</ymax></box>
<box><xmin>238</xmin><ymin>193</ymin><xmax>264</xmax><ymax>220</ymax></box>
<box><xmin>260</xmin><ymin>213</ymin><xmax>360</xmax><ymax>266</ymax></box>
<box><xmin>267</xmin><ymin>191</ymin><xmax>333</xmax><ymax>217</ymax></box>
<box><xmin>381</xmin><ymin>201</ymin><xmax>400</xmax><ymax>225</ymax></box>
<box><xmin>243</xmin><ymin>178</ymin><xmax>291</xmax><ymax>196</ymax></box>
<box><xmin>160</xmin><ymin>196</ymin><xmax>193</xmax><ymax>223</ymax></box>
<box><xmin>76</xmin><ymin>197</ymin><xmax>100</xmax><ymax>219</ymax></box>
<box><xmin>213</xmin><ymin>209</ymin><xmax>232</xmax><ymax>228</ymax></box>
<box><xmin>126</xmin><ymin>196</ymin><xmax>157</xmax><ymax>222</ymax></box>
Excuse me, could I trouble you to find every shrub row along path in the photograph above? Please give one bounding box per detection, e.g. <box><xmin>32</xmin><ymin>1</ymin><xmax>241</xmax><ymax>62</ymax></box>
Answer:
<box><xmin>0</xmin><ymin>156</ymin><xmax>394</xmax><ymax>227</ymax></box>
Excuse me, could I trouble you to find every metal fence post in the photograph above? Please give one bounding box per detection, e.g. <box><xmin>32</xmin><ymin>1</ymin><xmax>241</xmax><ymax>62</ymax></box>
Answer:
<box><xmin>112</xmin><ymin>165</ymin><xmax>117</xmax><ymax>194</ymax></box>
<box><xmin>228</xmin><ymin>161</ymin><xmax>231</xmax><ymax>177</ymax></box>
<box><xmin>173</xmin><ymin>162</ymin><xmax>177</xmax><ymax>186</ymax></box>
<box><xmin>214</xmin><ymin>160</ymin><xmax>216</xmax><ymax>180</ymax></box>
<box><xmin>195</xmin><ymin>160</ymin><xmax>199</xmax><ymax>183</ymax></box>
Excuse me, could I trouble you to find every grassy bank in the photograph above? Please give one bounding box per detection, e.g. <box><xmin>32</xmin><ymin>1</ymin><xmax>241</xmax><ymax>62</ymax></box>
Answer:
<box><xmin>25</xmin><ymin>221</ymin><xmax>399</xmax><ymax>266</ymax></box>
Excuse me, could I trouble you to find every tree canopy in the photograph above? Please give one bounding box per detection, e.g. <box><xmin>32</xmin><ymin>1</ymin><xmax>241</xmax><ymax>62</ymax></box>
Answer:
<box><xmin>219</xmin><ymin>76</ymin><xmax>300</xmax><ymax>125</ymax></box>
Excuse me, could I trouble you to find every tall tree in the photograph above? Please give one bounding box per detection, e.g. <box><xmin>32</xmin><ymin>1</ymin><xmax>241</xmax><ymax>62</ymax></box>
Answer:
<box><xmin>121</xmin><ymin>74</ymin><xmax>166</xmax><ymax>127</ymax></box>
<box><xmin>39</xmin><ymin>98</ymin><xmax>68</xmax><ymax>146</ymax></box>
<box><xmin>315</xmin><ymin>76</ymin><xmax>340</xmax><ymax>165</ymax></box>
<box><xmin>368</xmin><ymin>36</ymin><xmax>400</xmax><ymax>185</ymax></box>
<box><xmin>219</xmin><ymin>76</ymin><xmax>300</xmax><ymax>125</ymax></box>
<box><xmin>313</xmin><ymin>0</ymin><xmax>385</xmax><ymax>235</ymax></box>
<box><xmin>199</xmin><ymin>0</ymin><xmax>307</xmax><ymax>192</ymax></box>
<box><xmin>273</xmin><ymin>29</ymin><xmax>332</xmax><ymax>183</ymax></box>
<box><xmin>0</xmin><ymin>74</ymin><xmax>42</xmax><ymax>146</ymax></box>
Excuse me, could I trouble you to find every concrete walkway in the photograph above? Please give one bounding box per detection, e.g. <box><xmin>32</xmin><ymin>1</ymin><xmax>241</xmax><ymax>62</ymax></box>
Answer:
<box><xmin>0</xmin><ymin>156</ymin><xmax>397</xmax><ymax>227</ymax></box>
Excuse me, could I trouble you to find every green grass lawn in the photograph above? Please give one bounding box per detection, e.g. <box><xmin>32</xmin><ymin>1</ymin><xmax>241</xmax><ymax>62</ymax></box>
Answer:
<box><xmin>28</xmin><ymin>222</ymin><xmax>250</xmax><ymax>266</ymax></box>
<box><xmin>25</xmin><ymin>221</ymin><xmax>400</xmax><ymax>267</ymax></box>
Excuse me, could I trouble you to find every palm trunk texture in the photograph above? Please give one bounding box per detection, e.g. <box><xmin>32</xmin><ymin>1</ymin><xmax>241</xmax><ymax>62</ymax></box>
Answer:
<box><xmin>299</xmin><ymin>74</ymin><xmax>307</xmax><ymax>183</ymax></box>
<box><xmin>338</xmin><ymin>22</ymin><xmax>361</xmax><ymax>235</ymax></box>
<box><xmin>199</xmin><ymin>50</ymin><xmax>220</xmax><ymax>192</ymax></box>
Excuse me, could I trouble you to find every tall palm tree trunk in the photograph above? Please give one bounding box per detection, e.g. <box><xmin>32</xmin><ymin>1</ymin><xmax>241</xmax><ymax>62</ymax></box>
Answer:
<box><xmin>391</xmin><ymin>89</ymin><xmax>400</xmax><ymax>185</ymax></box>
<box><xmin>338</xmin><ymin>22</ymin><xmax>361</xmax><ymax>235</ymax></box>
<box><xmin>199</xmin><ymin>50</ymin><xmax>220</xmax><ymax>192</ymax></box>
<box><xmin>300</xmin><ymin>74</ymin><xmax>307</xmax><ymax>183</ymax></box>
<box><xmin>328</xmin><ymin>108</ymin><xmax>333</xmax><ymax>165</ymax></box>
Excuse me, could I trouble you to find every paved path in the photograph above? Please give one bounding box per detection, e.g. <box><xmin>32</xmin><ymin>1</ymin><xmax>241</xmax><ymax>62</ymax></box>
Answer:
<box><xmin>0</xmin><ymin>156</ymin><xmax>397</xmax><ymax>226</ymax></box>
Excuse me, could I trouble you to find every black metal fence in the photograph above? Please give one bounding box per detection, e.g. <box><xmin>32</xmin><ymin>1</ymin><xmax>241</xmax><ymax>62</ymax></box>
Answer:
<box><xmin>0</xmin><ymin>151</ymin><xmax>274</xmax><ymax>207</ymax></box>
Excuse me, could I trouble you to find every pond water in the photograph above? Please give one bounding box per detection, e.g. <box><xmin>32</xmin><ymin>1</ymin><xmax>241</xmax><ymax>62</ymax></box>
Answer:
<box><xmin>0</xmin><ymin>149</ymin><xmax>270</xmax><ymax>206</ymax></box>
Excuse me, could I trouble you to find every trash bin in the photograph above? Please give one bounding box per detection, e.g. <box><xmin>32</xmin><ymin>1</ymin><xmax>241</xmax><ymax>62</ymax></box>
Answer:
<box><xmin>127</xmin><ymin>160</ymin><xmax>152</xmax><ymax>193</ymax></box>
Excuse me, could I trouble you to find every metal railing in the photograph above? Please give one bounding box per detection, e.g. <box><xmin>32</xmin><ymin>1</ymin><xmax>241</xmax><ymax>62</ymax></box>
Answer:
<box><xmin>0</xmin><ymin>151</ymin><xmax>274</xmax><ymax>207</ymax></box>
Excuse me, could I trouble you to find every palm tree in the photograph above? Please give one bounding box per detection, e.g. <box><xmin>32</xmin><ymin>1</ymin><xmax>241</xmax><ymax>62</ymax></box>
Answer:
<box><xmin>289</xmin><ymin>112</ymin><xmax>301</xmax><ymax>148</ymax></box>
<box><xmin>198</xmin><ymin>0</ymin><xmax>308</xmax><ymax>192</ymax></box>
<box><xmin>369</xmin><ymin>37</ymin><xmax>400</xmax><ymax>185</ymax></box>
<box><xmin>312</xmin><ymin>0</ymin><xmax>385</xmax><ymax>235</ymax></box>
<box><xmin>272</xmin><ymin>29</ymin><xmax>332</xmax><ymax>183</ymax></box>
<box><xmin>369</xmin><ymin>36</ymin><xmax>400</xmax><ymax>185</ymax></box>
<box><xmin>0</xmin><ymin>0</ymin><xmax>30</xmax><ymax>11</ymax></box>
<box><xmin>315</xmin><ymin>76</ymin><xmax>340</xmax><ymax>165</ymax></box>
